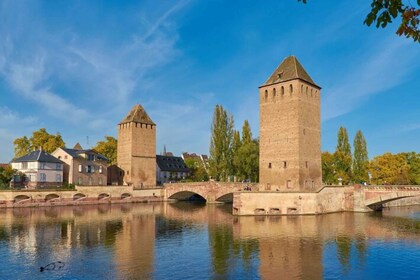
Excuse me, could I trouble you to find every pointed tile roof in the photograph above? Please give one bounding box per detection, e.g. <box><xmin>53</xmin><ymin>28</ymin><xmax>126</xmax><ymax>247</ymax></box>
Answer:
<box><xmin>119</xmin><ymin>104</ymin><xmax>155</xmax><ymax>125</ymax></box>
<box><xmin>261</xmin><ymin>56</ymin><xmax>320</xmax><ymax>88</ymax></box>
<box><xmin>73</xmin><ymin>143</ymin><xmax>83</xmax><ymax>150</ymax></box>
<box><xmin>12</xmin><ymin>150</ymin><xmax>63</xmax><ymax>164</ymax></box>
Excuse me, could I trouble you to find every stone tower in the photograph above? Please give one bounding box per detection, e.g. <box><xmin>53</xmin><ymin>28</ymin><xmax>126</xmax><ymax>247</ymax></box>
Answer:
<box><xmin>259</xmin><ymin>56</ymin><xmax>321</xmax><ymax>191</ymax></box>
<box><xmin>117</xmin><ymin>104</ymin><xmax>156</xmax><ymax>187</ymax></box>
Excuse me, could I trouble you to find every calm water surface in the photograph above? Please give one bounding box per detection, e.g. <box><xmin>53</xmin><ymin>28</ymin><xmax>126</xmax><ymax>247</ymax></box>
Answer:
<box><xmin>0</xmin><ymin>203</ymin><xmax>419</xmax><ymax>280</ymax></box>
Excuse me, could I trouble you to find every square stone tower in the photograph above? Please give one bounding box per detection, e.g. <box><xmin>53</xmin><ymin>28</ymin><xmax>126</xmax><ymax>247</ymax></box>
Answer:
<box><xmin>259</xmin><ymin>56</ymin><xmax>321</xmax><ymax>191</ymax></box>
<box><xmin>117</xmin><ymin>104</ymin><xmax>156</xmax><ymax>187</ymax></box>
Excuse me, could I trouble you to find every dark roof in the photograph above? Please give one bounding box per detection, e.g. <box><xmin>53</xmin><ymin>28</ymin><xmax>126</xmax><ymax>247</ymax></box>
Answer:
<box><xmin>261</xmin><ymin>56</ymin><xmax>320</xmax><ymax>88</ymax></box>
<box><xmin>12</xmin><ymin>150</ymin><xmax>63</xmax><ymax>164</ymax></box>
<box><xmin>119</xmin><ymin>104</ymin><xmax>155</xmax><ymax>125</ymax></box>
<box><xmin>156</xmin><ymin>155</ymin><xmax>190</xmax><ymax>172</ymax></box>
<box><xmin>61</xmin><ymin>148</ymin><xmax>109</xmax><ymax>161</ymax></box>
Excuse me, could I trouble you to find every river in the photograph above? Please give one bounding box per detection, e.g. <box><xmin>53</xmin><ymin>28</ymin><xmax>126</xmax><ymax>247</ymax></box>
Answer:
<box><xmin>0</xmin><ymin>203</ymin><xmax>419</xmax><ymax>279</ymax></box>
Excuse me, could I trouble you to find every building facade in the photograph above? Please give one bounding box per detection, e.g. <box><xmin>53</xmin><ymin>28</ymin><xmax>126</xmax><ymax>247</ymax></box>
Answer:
<box><xmin>156</xmin><ymin>155</ymin><xmax>190</xmax><ymax>185</ymax></box>
<box><xmin>52</xmin><ymin>144</ymin><xmax>108</xmax><ymax>186</ymax></box>
<box><xmin>11</xmin><ymin>150</ymin><xmax>64</xmax><ymax>189</ymax></box>
<box><xmin>259</xmin><ymin>56</ymin><xmax>322</xmax><ymax>191</ymax></box>
<box><xmin>117</xmin><ymin>104</ymin><xmax>156</xmax><ymax>188</ymax></box>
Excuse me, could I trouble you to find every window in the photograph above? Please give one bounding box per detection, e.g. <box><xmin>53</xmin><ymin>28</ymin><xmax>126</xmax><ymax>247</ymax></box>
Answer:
<box><xmin>281</xmin><ymin>86</ymin><xmax>284</xmax><ymax>96</ymax></box>
<box><xmin>40</xmin><ymin>162</ymin><xmax>46</xmax><ymax>169</ymax></box>
<box><xmin>85</xmin><ymin>165</ymin><xmax>89</xmax><ymax>173</ymax></box>
<box><xmin>283</xmin><ymin>161</ymin><xmax>287</xmax><ymax>168</ymax></box>
<box><xmin>29</xmin><ymin>175</ymin><xmax>36</xmax><ymax>182</ymax></box>
<box><xmin>268</xmin><ymin>163</ymin><xmax>272</xmax><ymax>169</ymax></box>
<box><xmin>56</xmin><ymin>174</ymin><xmax>62</xmax><ymax>182</ymax></box>
<box><xmin>56</xmin><ymin>163</ymin><xmax>62</xmax><ymax>170</ymax></box>
<box><xmin>40</xmin><ymin>173</ymin><xmax>46</xmax><ymax>182</ymax></box>
<box><xmin>99</xmin><ymin>166</ymin><xmax>103</xmax><ymax>173</ymax></box>
<box><xmin>273</xmin><ymin>88</ymin><xmax>276</xmax><ymax>98</ymax></box>
<box><xmin>306</xmin><ymin>161</ymin><xmax>308</xmax><ymax>168</ymax></box>
<box><xmin>89</xmin><ymin>177</ymin><xmax>93</xmax><ymax>185</ymax></box>
<box><xmin>88</xmin><ymin>154</ymin><xmax>95</xmax><ymax>161</ymax></box>
<box><xmin>91</xmin><ymin>166</ymin><xmax>95</xmax><ymax>173</ymax></box>
<box><xmin>78</xmin><ymin>177</ymin><xmax>82</xmax><ymax>185</ymax></box>
<box><xmin>301</xmin><ymin>85</ymin><xmax>303</xmax><ymax>93</ymax></box>
<box><xmin>264</xmin><ymin>90</ymin><xmax>268</xmax><ymax>100</ymax></box>
<box><xmin>64</xmin><ymin>155</ymin><xmax>68</xmax><ymax>159</ymax></box>
<box><xmin>289</xmin><ymin>84</ymin><xmax>293</xmax><ymax>93</ymax></box>
<box><xmin>28</xmin><ymin>162</ymin><xmax>35</xmax><ymax>169</ymax></box>
<box><xmin>79</xmin><ymin>164</ymin><xmax>83</xmax><ymax>173</ymax></box>
<box><xmin>98</xmin><ymin>177</ymin><xmax>103</xmax><ymax>185</ymax></box>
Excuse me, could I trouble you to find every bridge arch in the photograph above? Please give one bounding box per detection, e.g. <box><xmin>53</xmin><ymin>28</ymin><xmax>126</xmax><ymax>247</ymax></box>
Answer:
<box><xmin>14</xmin><ymin>195</ymin><xmax>31</xmax><ymax>203</ymax></box>
<box><xmin>98</xmin><ymin>193</ymin><xmax>110</xmax><ymax>200</ymax></box>
<box><xmin>364</xmin><ymin>190</ymin><xmax>420</xmax><ymax>210</ymax></box>
<box><xmin>168</xmin><ymin>191</ymin><xmax>207</xmax><ymax>201</ymax></box>
<box><xmin>45</xmin><ymin>193</ymin><xmax>60</xmax><ymax>202</ymax></box>
<box><xmin>73</xmin><ymin>193</ymin><xmax>87</xmax><ymax>201</ymax></box>
<box><xmin>121</xmin><ymin>193</ymin><xmax>132</xmax><ymax>199</ymax></box>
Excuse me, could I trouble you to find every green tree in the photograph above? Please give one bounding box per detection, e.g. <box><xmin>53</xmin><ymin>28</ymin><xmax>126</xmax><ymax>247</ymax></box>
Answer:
<box><xmin>184</xmin><ymin>158</ymin><xmax>209</xmax><ymax>182</ymax></box>
<box><xmin>369</xmin><ymin>153</ymin><xmax>410</xmax><ymax>184</ymax></box>
<box><xmin>299</xmin><ymin>0</ymin><xmax>420</xmax><ymax>43</ymax></box>
<box><xmin>13</xmin><ymin>128</ymin><xmax>65</xmax><ymax>157</ymax></box>
<box><xmin>335</xmin><ymin>127</ymin><xmax>352</xmax><ymax>184</ymax></box>
<box><xmin>353</xmin><ymin>130</ymin><xmax>369</xmax><ymax>184</ymax></box>
<box><xmin>209</xmin><ymin>105</ymin><xmax>234</xmax><ymax>181</ymax></box>
<box><xmin>234</xmin><ymin>121</ymin><xmax>259</xmax><ymax>182</ymax></box>
<box><xmin>322</xmin><ymin>151</ymin><xmax>336</xmax><ymax>185</ymax></box>
<box><xmin>93</xmin><ymin>136</ymin><xmax>118</xmax><ymax>165</ymax></box>
<box><xmin>405</xmin><ymin>152</ymin><xmax>420</xmax><ymax>184</ymax></box>
<box><xmin>231</xmin><ymin>130</ymin><xmax>242</xmax><ymax>177</ymax></box>
<box><xmin>0</xmin><ymin>165</ymin><xmax>16</xmax><ymax>189</ymax></box>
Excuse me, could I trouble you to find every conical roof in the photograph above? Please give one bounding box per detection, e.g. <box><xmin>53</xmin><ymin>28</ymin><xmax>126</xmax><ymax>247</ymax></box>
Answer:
<box><xmin>119</xmin><ymin>104</ymin><xmax>155</xmax><ymax>125</ymax></box>
<box><xmin>73</xmin><ymin>143</ymin><xmax>83</xmax><ymax>150</ymax></box>
<box><xmin>261</xmin><ymin>56</ymin><xmax>319</xmax><ymax>88</ymax></box>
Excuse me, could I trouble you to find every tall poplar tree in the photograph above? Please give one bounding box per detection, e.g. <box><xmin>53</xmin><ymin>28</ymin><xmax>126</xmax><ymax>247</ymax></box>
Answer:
<box><xmin>209</xmin><ymin>105</ymin><xmax>234</xmax><ymax>181</ymax></box>
<box><xmin>353</xmin><ymin>130</ymin><xmax>369</xmax><ymax>184</ymax></box>
<box><xmin>334</xmin><ymin>126</ymin><xmax>352</xmax><ymax>184</ymax></box>
<box><xmin>231</xmin><ymin>130</ymin><xmax>241</xmax><ymax>177</ymax></box>
<box><xmin>235</xmin><ymin>120</ymin><xmax>259</xmax><ymax>182</ymax></box>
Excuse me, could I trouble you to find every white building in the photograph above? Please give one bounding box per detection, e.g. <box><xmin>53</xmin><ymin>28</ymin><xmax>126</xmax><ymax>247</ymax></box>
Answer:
<box><xmin>156</xmin><ymin>155</ymin><xmax>190</xmax><ymax>185</ymax></box>
<box><xmin>11</xmin><ymin>150</ymin><xmax>64</xmax><ymax>189</ymax></box>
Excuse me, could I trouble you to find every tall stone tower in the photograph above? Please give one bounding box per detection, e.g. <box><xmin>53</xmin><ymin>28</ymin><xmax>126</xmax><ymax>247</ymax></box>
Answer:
<box><xmin>117</xmin><ymin>104</ymin><xmax>156</xmax><ymax>187</ymax></box>
<box><xmin>259</xmin><ymin>56</ymin><xmax>321</xmax><ymax>191</ymax></box>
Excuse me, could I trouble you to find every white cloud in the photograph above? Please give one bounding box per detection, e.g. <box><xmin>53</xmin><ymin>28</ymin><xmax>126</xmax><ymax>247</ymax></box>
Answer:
<box><xmin>322</xmin><ymin>37</ymin><xmax>420</xmax><ymax>121</ymax></box>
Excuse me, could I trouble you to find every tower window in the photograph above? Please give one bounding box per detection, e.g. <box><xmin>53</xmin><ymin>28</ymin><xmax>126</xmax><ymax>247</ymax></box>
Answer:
<box><xmin>301</xmin><ymin>85</ymin><xmax>303</xmax><ymax>93</ymax></box>
<box><xmin>281</xmin><ymin>86</ymin><xmax>284</xmax><ymax>96</ymax></box>
<box><xmin>311</xmin><ymin>89</ymin><xmax>313</xmax><ymax>97</ymax></box>
<box><xmin>283</xmin><ymin>161</ymin><xmax>287</xmax><ymax>168</ymax></box>
<box><xmin>268</xmin><ymin>163</ymin><xmax>272</xmax><ymax>169</ymax></box>
<box><xmin>306</xmin><ymin>86</ymin><xmax>308</xmax><ymax>95</ymax></box>
<box><xmin>306</xmin><ymin>161</ymin><xmax>308</xmax><ymax>168</ymax></box>
<box><xmin>273</xmin><ymin>88</ymin><xmax>276</xmax><ymax>98</ymax></box>
<box><xmin>303</xmin><ymin>129</ymin><xmax>306</xmax><ymax>135</ymax></box>
<box><xmin>289</xmin><ymin>84</ymin><xmax>293</xmax><ymax>93</ymax></box>
<box><xmin>264</xmin><ymin>90</ymin><xmax>268</xmax><ymax>101</ymax></box>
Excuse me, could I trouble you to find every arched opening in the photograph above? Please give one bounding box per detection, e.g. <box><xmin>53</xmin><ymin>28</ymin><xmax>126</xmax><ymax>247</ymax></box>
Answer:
<box><xmin>273</xmin><ymin>88</ymin><xmax>276</xmax><ymax>98</ymax></box>
<box><xmin>121</xmin><ymin>193</ymin><xmax>132</xmax><ymax>199</ymax></box>
<box><xmin>14</xmin><ymin>195</ymin><xmax>31</xmax><ymax>203</ymax></box>
<box><xmin>168</xmin><ymin>191</ymin><xmax>206</xmax><ymax>202</ymax></box>
<box><xmin>45</xmin><ymin>193</ymin><xmax>60</xmax><ymax>202</ymax></box>
<box><xmin>73</xmin><ymin>193</ymin><xmax>86</xmax><ymax>201</ymax></box>
<box><xmin>215</xmin><ymin>193</ymin><xmax>234</xmax><ymax>203</ymax></box>
<box><xmin>289</xmin><ymin>84</ymin><xmax>293</xmax><ymax>93</ymax></box>
<box><xmin>264</xmin><ymin>90</ymin><xmax>268</xmax><ymax>101</ymax></box>
<box><xmin>281</xmin><ymin>86</ymin><xmax>284</xmax><ymax>96</ymax></box>
<box><xmin>98</xmin><ymin>193</ymin><xmax>110</xmax><ymax>200</ymax></box>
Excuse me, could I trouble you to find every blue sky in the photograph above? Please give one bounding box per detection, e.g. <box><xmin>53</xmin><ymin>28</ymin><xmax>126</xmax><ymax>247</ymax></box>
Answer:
<box><xmin>0</xmin><ymin>0</ymin><xmax>419</xmax><ymax>162</ymax></box>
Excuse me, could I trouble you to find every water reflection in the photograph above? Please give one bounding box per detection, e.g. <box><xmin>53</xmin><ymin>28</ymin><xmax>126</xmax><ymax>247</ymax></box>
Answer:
<box><xmin>0</xmin><ymin>204</ymin><xmax>418</xmax><ymax>279</ymax></box>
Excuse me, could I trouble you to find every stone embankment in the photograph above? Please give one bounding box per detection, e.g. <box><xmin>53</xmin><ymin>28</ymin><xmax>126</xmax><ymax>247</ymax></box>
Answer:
<box><xmin>0</xmin><ymin>186</ymin><xmax>164</xmax><ymax>208</ymax></box>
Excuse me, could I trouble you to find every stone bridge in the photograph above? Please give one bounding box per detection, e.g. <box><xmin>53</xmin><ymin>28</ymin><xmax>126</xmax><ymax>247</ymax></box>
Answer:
<box><xmin>357</xmin><ymin>185</ymin><xmax>420</xmax><ymax>210</ymax></box>
<box><xmin>163</xmin><ymin>182</ymin><xmax>253</xmax><ymax>203</ymax></box>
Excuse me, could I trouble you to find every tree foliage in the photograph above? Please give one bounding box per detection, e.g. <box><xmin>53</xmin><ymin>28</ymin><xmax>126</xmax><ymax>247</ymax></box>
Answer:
<box><xmin>93</xmin><ymin>136</ymin><xmax>118</xmax><ymax>165</ymax></box>
<box><xmin>184</xmin><ymin>158</ymin><xmax>209</xmax><ymax>182</ymax></box>
<box><xmin>209</xmin><ymin>105</ymin><xmax>234</xmax><ymax>181</ymax></box>
<box><xmin>299</xmin><ymin>0</ymin><xmax>420</xmax><ymax>43</ymax></box>
<box><xmin>322</xmin><ymin>151</ymin><xmax>336</xmax><ymax>185</ymax></box>
<box><xmin>353</xmin><ymin>130</ymin><xmax>369</xmax><ymax>183</ymax></box>
<box><xmin>234</xmin><ymin>121</ymin><xmax>259</xmax><ymax>182</ymax></box>
<box><xmin>334</xmin><ymin>127</ymin><xmax>352</xmax><ymax>184</ymax></box>
<box><xmin>0</xmin><ymin>165</ymin><xmax>15</xmax><ymax>189</ymax></box>
<box><xmin>13</xmin><ymin>128</ymin><xmax>65</xmax><ymax>158</ymax></box>
<box><xmin>369</xmin><ymin>152</ymin><xmax>420</xmax><ymax>185</ymax></box>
